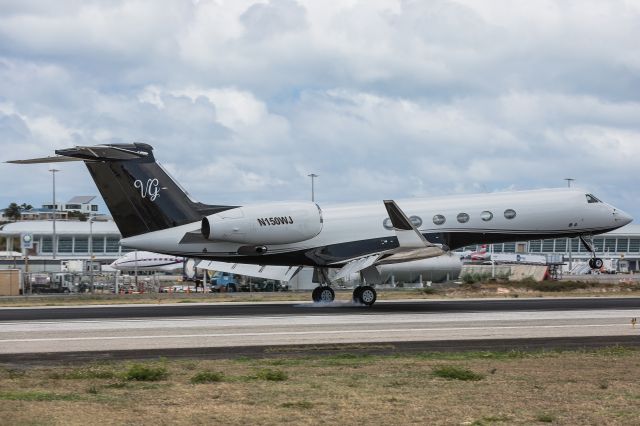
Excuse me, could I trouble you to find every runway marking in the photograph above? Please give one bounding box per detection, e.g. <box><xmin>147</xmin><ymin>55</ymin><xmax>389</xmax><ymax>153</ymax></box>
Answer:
<box><xmin>0</xmin><ymin>323</ymin><xmax>632</xmax><ymax>343</ymax></box>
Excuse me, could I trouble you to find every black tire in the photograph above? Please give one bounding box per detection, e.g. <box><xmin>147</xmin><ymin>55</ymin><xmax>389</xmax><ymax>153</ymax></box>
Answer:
<box><xmin>318</xmin><ymin>286</ymin><xmax>335</xmax><ymax>303</ymax></box>
<box><xmin>593</xmin><ymin>258</ymin><xmax>604</xmax><ymax>269</ymax></box>
<box><xmin>588</xmin><ymin>258</ymin><xmax>595</xmax><ymax>269</ymax></box>
<box><xmin>352</xmin><ymin>286</ymin><xmax>363</xmax><ymax>303</ymax></box>
<box><xmin>311</xmin><ymin>286</ymin><xmax>322</xmax><ymax>302</ymax></box>
<box><xmin>358</xmin><ymin>286</ymin><xmax>377</xmax><ymax>306</ymax></box>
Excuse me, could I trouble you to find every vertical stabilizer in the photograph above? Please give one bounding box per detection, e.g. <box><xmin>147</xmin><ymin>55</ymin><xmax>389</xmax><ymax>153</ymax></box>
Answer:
<box><xmin>50</xmin><ymin>143</ymin><xmax>233</xmax><ymax>238</ymax></box>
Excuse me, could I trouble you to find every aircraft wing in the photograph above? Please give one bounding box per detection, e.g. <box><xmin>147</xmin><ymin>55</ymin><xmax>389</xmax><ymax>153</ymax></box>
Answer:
<box><xmin>196</xmin><ymin>260</ymin><xmax>303</xmax><ymax>282</ymax></box>
<box><xmin>329</xmin><ymin>201</ymin><xmax>449</xmax><ymax>281</ymax></box>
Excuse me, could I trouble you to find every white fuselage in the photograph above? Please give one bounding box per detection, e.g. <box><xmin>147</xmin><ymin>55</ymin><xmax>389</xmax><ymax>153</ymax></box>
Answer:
<box><xmin>121</xmin><ymin>188</ymin><xmax>632</xmax><ymax>267</ymax></box>
<box><xmin>110</xmin><ymin>251</ymin><xmax>185</xmax><ymax>272</ymax></box>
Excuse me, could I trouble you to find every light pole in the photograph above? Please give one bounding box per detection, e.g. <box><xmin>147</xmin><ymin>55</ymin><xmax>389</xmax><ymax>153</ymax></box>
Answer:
<box><xmin>49</xmin><ymin>169</ymin><xmax>59</xmax><ymax>261</ymax></box>
<box><xmin>565</xmin><ymin>176</ymin><xmax>575</xmax><ymax>270</ymax></box>
<box><xmin>308</xmin><ymin>173</ymin><xmax>318</xmax><ymax>202</ymax></box>
<box><xmin>89</xmin><ymin>217</ymin><xmax>94</xmax><ymax>293</ymax></box>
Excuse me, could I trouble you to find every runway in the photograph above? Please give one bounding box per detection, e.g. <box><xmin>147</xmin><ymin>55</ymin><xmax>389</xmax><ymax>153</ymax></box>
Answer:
<box><xmin>1</xmin><ymin>298</ymin><xmax>639</xmax><ymax>362</ymax></box>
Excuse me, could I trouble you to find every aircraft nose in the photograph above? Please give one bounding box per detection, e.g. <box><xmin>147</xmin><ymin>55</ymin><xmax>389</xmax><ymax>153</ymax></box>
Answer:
<box><xmin>613</xmin><ymin>208</ymin><xmax>633</xmax><ymax>226</ymax></box>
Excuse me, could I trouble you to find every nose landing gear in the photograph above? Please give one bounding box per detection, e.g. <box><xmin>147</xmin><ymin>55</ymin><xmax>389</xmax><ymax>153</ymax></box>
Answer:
<box><xmin>580</xmin><ymin>236</ymin><xmax>604</xmax><ymax>270</ymax></box>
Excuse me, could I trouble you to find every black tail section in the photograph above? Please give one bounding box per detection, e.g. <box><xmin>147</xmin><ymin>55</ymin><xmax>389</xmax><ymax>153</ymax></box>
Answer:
<box><xmin>55</xmin><ymin>143</ymin><xmax>234</xmax><ymax>238</ymax></box>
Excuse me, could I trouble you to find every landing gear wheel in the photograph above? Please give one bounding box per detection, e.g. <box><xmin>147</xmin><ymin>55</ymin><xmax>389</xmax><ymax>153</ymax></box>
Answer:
<box><xmin>357</xmin><ymin>286</ymin><xmax>377</xmax><ymax>306</ymax></box>
<box><xmin>352</xmin><ymin>286</ymin><xmax>364</xmax><ymax>303</ymax></box>
<box><xmin>312</xmin><ymin>286</ymin><xmax>321</xmax><ymax>302</ymax></box>
<box><xmin>593</xmin><ymin>258</ymin><xmax>603</xmax><ymax>269</ymax></box>
<box><xmin>319</xmin><ymin>286</ymin><xmax>335</xmax><ymax>303</ymax></box>
<box><xmin>312</xmin><ymin>286</ymin><xmax>335</xmax><ymax>303</ymax></box>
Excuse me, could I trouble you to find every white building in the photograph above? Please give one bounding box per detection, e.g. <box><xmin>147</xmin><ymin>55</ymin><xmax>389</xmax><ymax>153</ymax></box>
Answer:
<box><xmin>42</xmin><ymin>195</ymin><xmax>100</xmax><ymax>216</ymax></box>
<box><xmin>0</xmin><ymin>220</ymin><xmax>126</xmax><ymax>270</ymax></box>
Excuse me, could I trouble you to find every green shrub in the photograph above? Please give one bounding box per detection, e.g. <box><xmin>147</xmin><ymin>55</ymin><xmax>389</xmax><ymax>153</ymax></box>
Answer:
<box><xmin>462</xmin><ymin>273</ymin><xmax>493</xmax><ymax>285</ymax></box>
<box><xmin>190</xmin><ymin>371</ymin><xmax>224</xmax><ymax>384</ymax></box>
<box><xmin>255</xmin><ymin>368</ymin><xmax>288</xmax><ymax>381</ymax></box>
<box><xmin>536</xmin><ymin>413</ymin><xmax>555</xmax><ymax>423</ymax></box>
<box><xmin>431</xmin><ymin>365</ymin><xmax>484</xmax><ymax>381</ymax></box>
<box><xmin>62</xmin><ymin>367</ymin><xmax>116</xmax><ymax>380</ymax></box>
<box><xmin>124</xmin><ymin>364</ymin><xmax>168</xmax><ymax>381</ymax></box>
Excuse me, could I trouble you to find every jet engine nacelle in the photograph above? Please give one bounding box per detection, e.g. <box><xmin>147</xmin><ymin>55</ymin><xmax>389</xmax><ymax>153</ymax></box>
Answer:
<box><xmin>201</xmin><ymin>202</ymin><xmax>323</xmax><ymax>245</ymax></box>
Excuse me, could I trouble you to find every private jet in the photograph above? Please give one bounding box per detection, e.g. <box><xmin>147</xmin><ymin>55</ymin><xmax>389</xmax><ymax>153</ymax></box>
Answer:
<box><xmin>9</xmin><ymin>143</ymin><xmax>632</xmax><ymax>306</ymax></box>
<box><xmin>110</xmin><ymin>251</ymin><xmax>185</xmax><ymax>273</ymax></box>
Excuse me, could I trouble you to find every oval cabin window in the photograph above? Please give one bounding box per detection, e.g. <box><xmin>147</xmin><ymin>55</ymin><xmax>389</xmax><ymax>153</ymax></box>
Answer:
<box><xmin>504</xmin><ymin>209</ymin><xmax>516</xmax><ymax>219</ymax></box>
<box><xmin>433</xmin><ymin>214</ymin><xmax>446</xmax><ymax>225</ymax></box>
<box><xmin>480</xmin><ymin>211</ymin><xmax>493</xmax><ymax>221</ymax></box>
<box><xmin>457</xmin><ymin>213</ymin><xmax>469</xmax><ymax>223</ymax></box>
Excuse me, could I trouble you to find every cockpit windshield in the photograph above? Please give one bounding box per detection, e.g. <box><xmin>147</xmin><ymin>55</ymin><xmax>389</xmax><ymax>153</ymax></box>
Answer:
<box><xmin>586</xmin><ymin>194</ymin><xmax>602</xmax><ymax>204</ymax></box>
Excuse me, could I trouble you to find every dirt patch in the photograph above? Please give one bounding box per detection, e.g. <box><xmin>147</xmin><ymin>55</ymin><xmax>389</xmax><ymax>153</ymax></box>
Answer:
<box><xmin>1</xmin><ymin>348</ymin><xmax>639</xmax><ymax>425</ymax></box>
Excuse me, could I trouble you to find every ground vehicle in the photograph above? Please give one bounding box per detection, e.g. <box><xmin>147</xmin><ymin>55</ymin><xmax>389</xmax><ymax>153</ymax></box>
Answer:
<box><xmin>29</xmin><ymin>273</ymin><xmax>75</xmax><ymax>293</ymax></box>
<box><xmin>210</xmin><ymin>272</ymin><xmax>238</xmax><ymax>292</ymax></box>
<box><xmin>240</xmin><ymin>279</ymin><xmax>288</xmax><ymax>292</ymax></box>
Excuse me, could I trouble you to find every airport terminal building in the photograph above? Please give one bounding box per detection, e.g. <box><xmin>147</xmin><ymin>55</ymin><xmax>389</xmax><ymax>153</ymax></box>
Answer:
<box><xmin>0</xmin><ymin>220</ymin><xmax>126</xmax><ymax>271</ymax></box>
<box><xmin>2</xmin><ymin>215</ymin><xmax>640</xmax><ymax>273</ymax></box>
<box><xmin>458</xmin><ymin>224</ymin><xmax>640</xmax><ymax>271</ymax></box>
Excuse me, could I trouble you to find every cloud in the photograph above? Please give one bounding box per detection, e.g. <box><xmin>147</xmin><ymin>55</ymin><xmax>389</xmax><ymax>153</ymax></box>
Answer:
<box><xmin>0</xmin><ymin>0</ymin><xmax>638</xmax><ymax>220</ymax></box>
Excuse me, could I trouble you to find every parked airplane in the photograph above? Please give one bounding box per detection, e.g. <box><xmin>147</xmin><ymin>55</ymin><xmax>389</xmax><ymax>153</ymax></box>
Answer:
<box><xmin>459</xmin><ymin>245</ymin><xmax>490</xmax><ymax>262</ymax></box>
<box><xmin>9</xmin><ymin>143</ymin><xmax>632</xmax><ymax>306</ymax></box>
<box><xmin>110</xmin><ymin>251</ymin><xmax>185</xmax><ymax>272</ymax></box>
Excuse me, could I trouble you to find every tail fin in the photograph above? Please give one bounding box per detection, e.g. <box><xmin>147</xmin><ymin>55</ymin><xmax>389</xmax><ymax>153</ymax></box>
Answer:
<box><xmin>12</xmin><ymin>143</ymin><xmax>234</xmax><ymax>238</ymax></box>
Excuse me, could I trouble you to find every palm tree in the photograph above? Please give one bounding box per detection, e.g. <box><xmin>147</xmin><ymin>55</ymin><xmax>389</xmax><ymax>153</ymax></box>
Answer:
<box><xmin>4</xmin><ymin>203</ymin><xmax>21</xmax><ymax>221</ymax></box>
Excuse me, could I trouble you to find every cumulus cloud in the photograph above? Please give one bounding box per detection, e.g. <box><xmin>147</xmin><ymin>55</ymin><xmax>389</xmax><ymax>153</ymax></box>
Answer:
<box><xmin>0</xmin><ymin>0</ymin><xmax>638</xmax><ymax>218</ymax></box>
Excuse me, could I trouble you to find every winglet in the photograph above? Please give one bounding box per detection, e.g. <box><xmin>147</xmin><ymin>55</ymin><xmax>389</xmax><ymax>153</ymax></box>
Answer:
<box><xmin>383</xmin><ymin>200</ymin><xmax>432</xmax><ymax>248</ymax></box>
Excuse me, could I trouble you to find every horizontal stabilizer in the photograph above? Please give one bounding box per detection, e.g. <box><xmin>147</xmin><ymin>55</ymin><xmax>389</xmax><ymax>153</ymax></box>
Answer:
<box><xmin>196</xmin><ymin>260</ymin><xmax>302</xmax><ymax>282</ymax></box>
<box><xmin>6</xmin><ymin>155</ymin><xmax>82</xmax><ymax>164</ymax></box>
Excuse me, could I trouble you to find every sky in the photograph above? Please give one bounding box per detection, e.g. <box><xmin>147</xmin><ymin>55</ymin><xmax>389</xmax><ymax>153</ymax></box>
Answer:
<box><xmin>1</xmin><ymin>0</ymin><xmax>639</xmax><ymax>219</ymax></box>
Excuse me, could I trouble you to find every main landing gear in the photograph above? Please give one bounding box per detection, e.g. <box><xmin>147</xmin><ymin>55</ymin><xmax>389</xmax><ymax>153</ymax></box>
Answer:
<box><xmin>352</xmin><ymin>285</ymin><xmax>377</xmax><ymax>306</ymax></box>
<box><xmin>310</xmin><ymin>267</ymin><xmax>377</xmax><ymax>306</ymax></box>
<box><xmin>311</xmin><ymin>286</ymin><xmax>335</xmax><ymax>303</ymax></box>
<box><xmin>580</xmin><ymin>236</ymin><xmax>604</xmax><ymax>270</ymax></box>
<box><xmin>310</xmin><ymin>285</ymin><xmax>377</xmax><ymax>306</ymax></box>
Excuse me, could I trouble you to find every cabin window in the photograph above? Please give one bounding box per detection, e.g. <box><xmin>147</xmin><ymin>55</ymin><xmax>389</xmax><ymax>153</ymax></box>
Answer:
<box><xmin>382</xmin><ymin>218</ymin><xmax>393</xmax><ymax>230</ymax></box>
<box><xmin>457</xmin><ymin>213</ymin><xmax>469</xmax><ymax>223</ymax></box>
<box><xmin>586</xmin><ymin>194</ymin><xmax>601</xmax><ymax>203</ymax></box>
<box><xmin>433</xmin><ymin>214</ymin><xmax>446</xmax><ymax>225</ymax></box>
<box><xmin>504</xmin><ymin>209</ymin><xmax>516</xmax><ymax>219</ymax></box>
<box><xmin>480</xmin><ymin>211</ymin><xmax>493</xmax><ymax>221</ymax></box>
<box><xmin>409</xmin><ymin>216</ymin><xmax>423</xmax><ymax>227</ymax></box>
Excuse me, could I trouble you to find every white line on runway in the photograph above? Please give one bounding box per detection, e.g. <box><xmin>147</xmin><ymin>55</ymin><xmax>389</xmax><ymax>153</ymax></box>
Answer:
<box><xmin>1</xmin><ymin>309</ymin><xmax>637</xmax><ymax>329</ymax></box>
<box><xmin>0</xmin><ymin>323</ymin><xmax>632</xmax><ymax>343</ymax></box>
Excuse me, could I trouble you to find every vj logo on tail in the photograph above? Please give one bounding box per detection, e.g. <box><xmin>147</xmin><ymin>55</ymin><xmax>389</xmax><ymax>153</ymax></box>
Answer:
<box><xmin>134</xmin><ymin>178</ymin><xmax>161</xmax><ymax>201</ymax></box>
